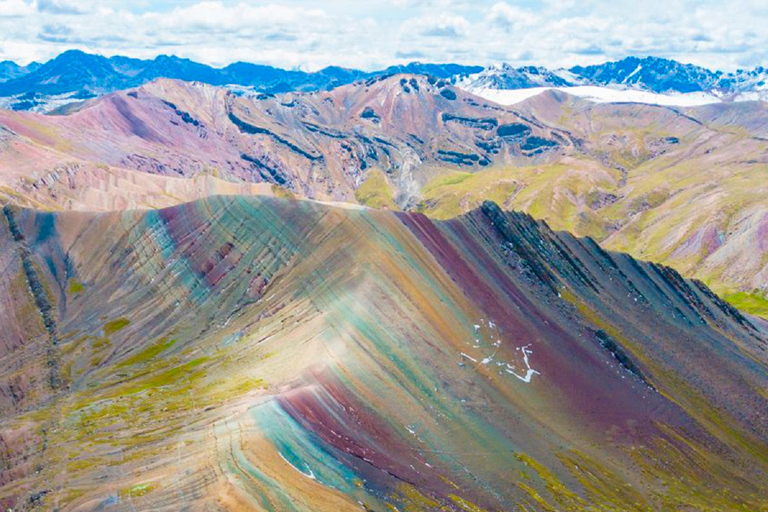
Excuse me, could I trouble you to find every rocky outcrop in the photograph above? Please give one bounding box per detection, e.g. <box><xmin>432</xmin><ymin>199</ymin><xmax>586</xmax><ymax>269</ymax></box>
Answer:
<box><xmin>2</xmin><ymin>206</ymin><xmax>62</xmax><ymax>391</ymax></box>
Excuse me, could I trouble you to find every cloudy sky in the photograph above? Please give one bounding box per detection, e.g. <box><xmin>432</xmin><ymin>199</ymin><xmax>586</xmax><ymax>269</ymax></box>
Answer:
<box><xmin>0</xmin><ymin>0</ymin><xmax>767</xmax><ymax>71</ymax></box>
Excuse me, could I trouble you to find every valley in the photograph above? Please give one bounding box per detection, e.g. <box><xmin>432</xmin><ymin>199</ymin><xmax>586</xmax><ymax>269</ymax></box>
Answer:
<box><xmin>1</xmin><ymin>76</ymin><xmax>767</xmax><ymax>313</ymax></box>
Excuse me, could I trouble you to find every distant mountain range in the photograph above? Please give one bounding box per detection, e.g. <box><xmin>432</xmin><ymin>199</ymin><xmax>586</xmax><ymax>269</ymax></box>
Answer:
<box><xmin>0</xmin><ymin>74</ymin><xmax>568</xmax><ymax>210</ymax></box>
<box><xmin>0</xmin><ymin>50</ymin><xmax>481</xmax><ymax>110</ymax></box>
<box><xmin>0</xmin><ymin>60</ymin><xmax>41</xmax><ymax>81</ymax></box>
<box><xmin>466</xmin><ymin>56</ymin><xmax>768</xmax><ymax>99</ymax></box>
<box><xmin>1</xmin><ymin>51</ymin><xmax>768</xmax><ymax>112</ymax></box>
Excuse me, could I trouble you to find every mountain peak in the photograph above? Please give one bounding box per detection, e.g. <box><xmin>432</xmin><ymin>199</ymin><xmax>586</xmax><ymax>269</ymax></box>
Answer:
<box><xmin>568</xmin><ymin>56</ymin><xmax>717</xmax><ymax>93</ymax></box>
<box><xmin>52</xmin><ymin>48</ymin><xmax>104</xmax><ymax>63</ymax></box>
<box><xmin>464</xmin><ymin>55</ymin><xmax>764</xmax><ymax>95</ymax></box>
<box><xmin>463</xmin><ymin>63</ymin><xmax>573</xmax><ymax>89</ymax></box>
<box><xmin>152</xmin><ymin>54</ymin><xmax>190</xmax><ymax>64</ymax></box>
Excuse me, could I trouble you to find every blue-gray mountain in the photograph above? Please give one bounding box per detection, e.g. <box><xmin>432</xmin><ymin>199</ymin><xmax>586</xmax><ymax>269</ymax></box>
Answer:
<box><xmin>2</xmin><ymin>52</ymin><xmax>768</xmax><ymax>112</ymax></box>
<box><xmin>0</xmin><ymin>50</ymin><xmax>481</xmax><ymax>109</ymax></box>
<box><xmin>0</xmin><ymin>60</ymin><xmax>41</xmax><ymax>82</ymax></box>
<box><xmin>468</xmin><ymin>56</ymin><xmax>768</xmax><ymax>96</ymax></box>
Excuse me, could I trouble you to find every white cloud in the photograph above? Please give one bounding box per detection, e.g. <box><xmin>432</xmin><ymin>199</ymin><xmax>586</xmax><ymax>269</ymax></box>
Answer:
<box><xmin>403</xmin><ymin>12</ymin><xmax>471</xmax><ymax>38</ymax></box>
<box><xmin>37</xmin><ymin>0</ymin><xmax>89</xmax><ymax>15</ymax></box>
<box><xmin>156</xmin><ymin>2</ymin><xmax>323</xmax><ymax>33</ymax></box>
<box><xmin>487</xmin><ymin>2</ymin><xmax>538</xmax><ymax>31</ymax></box>
<box><xmin>0</xmin><ymin>0</ymin><xmax>766</xmax><ymax>71</ymax></box>
<box><xmin>0</xmin><ymin>0</ymin><xmax>34</xmax><ymax>17</ymax></box>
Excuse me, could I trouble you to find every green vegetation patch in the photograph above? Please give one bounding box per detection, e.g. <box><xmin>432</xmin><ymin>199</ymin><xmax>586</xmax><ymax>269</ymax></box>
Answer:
<box><xmin>722</xmin><ymin>291</ymin><xmax>768</xmax><ymax>320</ymax></box>
<box><xmin>104</xmin><ymin>318</ymin><xmax>130</xmax><ymax>335</ymax></box>
<box><xmin>68</xmin><ymin>279</ymin><xmax>84</xmax><ymax>294</ymax></box>
<box><xmin>271</xmin><ymin>184</ymin><xmax>296</xmax><ymax>200</ymax></box>
<box><xmin>431</xmin><ymin>172</ymin><xmax>473</xmax><ymax>188</ymax></box>
<box><xmin>355</xmin><ymin>169</ymin><xmax>397</xmax><ymax>209</ymax></box>
<box><xmin>117</xmin><ymin>356</ymin><xmax>209</xmax><ymax>396</ymax></box>
<box><xmin>448</xmin><ymin>494</ymin><xmax>490</xmax><ymax>512</ymax></box>
<box><xmin>419</xmin><ymin>168</ymin><xmax>517</xmax><ymax>219</ymax></box>
<box><xmin>218</xmin><ymin>377</ymin><xmax>267</xmax><ymax>397</ymax></box>
<box><xmin>120</xmin><ymin>483</ymin><xmax>155</xmax><ymax>498</ymax></box>
<box><xmin>118</xmin><ymin>338</ymin><xmax>177</xmax><ymax>368</ymax></box>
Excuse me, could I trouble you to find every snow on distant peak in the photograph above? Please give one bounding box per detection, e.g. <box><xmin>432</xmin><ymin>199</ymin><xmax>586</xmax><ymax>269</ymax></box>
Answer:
<box><xmin>459</xmin><ymin>64</ymin><xmax>574</xmax><ymax>90</ymax></box>
<box><xmin>463</xmin><ymin>85</ymin><xmax>723</xmax><ymax>107</ymax></box>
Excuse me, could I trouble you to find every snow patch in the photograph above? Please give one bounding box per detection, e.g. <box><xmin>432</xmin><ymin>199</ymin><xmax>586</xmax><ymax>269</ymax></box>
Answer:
<box><xmin>505</xmin><ymin>345</ymin><xmax>540</xmax><ymax>383</ymax></box>
<box><xmin>278</xmin><ymin>452</ymin><xmax>316</xmax><ymax>480</ymax></box>
<box><xmin>464</xmin><ymin>85</ymin><xmax>723</xmax><ymax>107</ymax></box>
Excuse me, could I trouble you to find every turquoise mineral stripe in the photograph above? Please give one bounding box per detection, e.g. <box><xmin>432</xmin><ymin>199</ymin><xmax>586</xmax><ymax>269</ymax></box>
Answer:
<box><xmin>216</xmin><ymin>420</ymin><xmax>299</xmax><ymax>512</ymax></box>
<box><xmin>251</xmin><ymin>400</ymin><xmax>362</xmax><ymax>493</ymax></box>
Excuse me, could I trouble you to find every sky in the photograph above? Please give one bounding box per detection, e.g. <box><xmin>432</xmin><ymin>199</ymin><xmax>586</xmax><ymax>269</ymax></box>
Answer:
<box><xmin>0</xmin><ymin>0</ymin><xmax>767</xmax><ymax>71</ymax></box>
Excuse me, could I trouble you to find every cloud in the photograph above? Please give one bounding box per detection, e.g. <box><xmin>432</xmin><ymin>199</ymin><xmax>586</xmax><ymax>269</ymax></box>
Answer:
<box><xmin>41</xmin><ymin>23</ymin><xmax>70</xmax><ymax>35</ymax></box>
<box><xmin>571</xmin><ymin>44</ymin><xmax>605</xmax><ymax>56</ymax></box>
<box><xmin>37</xmin><ymin>0</ymin><xmax>88</xmax><ymax>15</ymax></box>
<box><xmin>402</xmin><ymin>13</ymin><xmax>470</xmax><ymax>38</ymax></box>
<box><xmin>0</xmin><ymin>0</ymin><xmax>766</xmax><ymax>71</ymax></box>
<box><xmin>487</xmin><ymin>2</ymin><xmax>537</xmax><ymax>31</ymax></box>
<box><xmin>395</xmin><ymin>49</ymin><xmax>427</xmax><ymax>59</ymax></box>
<box><xmin>157</xmin><ymin>2</ymin><xmax>323</xmax><ymax>34</ymax></box>
<box><xmin>38</xmin><ymin>22</ymin><xmax>71</xmax><ymax>42</ymax></box>
<box><xmin>262</xmin><ymin>30</ymin><xmax>299</xmax><ymax>42</ymax></box>
<box><xmin>0</xmin><ymin>0</ymin><xmax>34</xmax><ymax>17</ymax></box>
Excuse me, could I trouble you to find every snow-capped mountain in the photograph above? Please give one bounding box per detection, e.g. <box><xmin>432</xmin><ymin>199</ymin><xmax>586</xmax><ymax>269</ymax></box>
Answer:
<box><xmin>570</xmin><ymin>56</ymin><xmax>716</xmax><ymax>93</ymax></box>
<box><xmin>716</xmin><ymin>66</ymin><xmax>768</xmax><ymax>98</ymax></box>
<box><xmin>571</xmin><ymin>57</ymin><xmax>768</xmax><ymax>98</ymax></box>
<box><xmin>1</xmin><ymin>52</ymin><xmax>768</xmax><ymax>111</ymax></box>
<box><xmin>461</xmin><ymin>56</ymin><xmax>768</xmax><ymax>106</ymax></box>
<box><xmin>458</xmin><ymin>63</ymin><xmax>576</xmax><ymax>89</ymax></box>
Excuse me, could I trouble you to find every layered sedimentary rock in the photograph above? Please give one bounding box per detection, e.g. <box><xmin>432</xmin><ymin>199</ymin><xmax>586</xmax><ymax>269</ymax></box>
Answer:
<box><xmin>0</xmin><ymin>76</ymin><xmax>568</xmax><ymax>211</ymax></box>
<box><xmin>1</xmin><ymin>196</ymin><xmax>766</xmax><ymax>511</ymax></box>
<box><xmin>3</xmin><ymin>77</ymin><xmax>768</xmax><ymax>301</ymax></box>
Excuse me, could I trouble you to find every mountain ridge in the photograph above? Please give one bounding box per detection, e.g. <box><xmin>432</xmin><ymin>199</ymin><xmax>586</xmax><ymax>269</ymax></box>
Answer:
<box><xmin>3</xmin><ymin>51</ymin><xmax>768</xmax><ymax>111</ymax></box>
<box><xmin>0</xmin><ymin>60</ymin><xmax>41</xmax><ymax>82</ymax></box>
<box><xmin>1</xmin><ymin>194</ymin><xmax>766</xmax><ymax>511</ymax></box>
<box><xmin>0</xmin><ymin>50</ymin><xmax>482</xmax><ymax>107</ymax></box>
<box><xmin>0</xmin><ymin>74</ymin><xmax>571</xmax><ymax>209</ymax></box>
<box><xmin>467</xmin><ymin>56</ymin><xmax>768</xmax><ymax>97</ymax></box>
<box><xmin>2</xmin><ymin>76</ymin><xmax>768</xmax><ymax>304</ymax></box>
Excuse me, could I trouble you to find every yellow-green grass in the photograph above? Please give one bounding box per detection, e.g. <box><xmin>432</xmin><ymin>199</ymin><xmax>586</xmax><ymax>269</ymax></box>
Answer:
<box><xmin>68</xmin><ymin>279</ymin><xmax>84</xmax><ymax>294</ymax></box>
<box><xmin>420</xmin><ymin>162</ymin><xmax>618</xmax><ymax>240</ymax></box>
<box><xmin>117</xmin><ymin>337</ymin><xmax>177</xmax><ymax>367</ymax></box>
<box><xmin>104</xmin><ymin>318</ymin><xmax>130</xmax><ymax>335</ymax></box>
<box><xmin>721</xmin><ymin>291</ymin><xmax>768</xmax><ymax>320</ymax></box>
<box><xmin>355</xmin><ymin>169</ymin><xmax>397</xmax><ymax>209</ymax></box>
<box><xmin>418</xmin><ymin>153</ymin><xmax>768</xmax><ymax>318</ymax></box>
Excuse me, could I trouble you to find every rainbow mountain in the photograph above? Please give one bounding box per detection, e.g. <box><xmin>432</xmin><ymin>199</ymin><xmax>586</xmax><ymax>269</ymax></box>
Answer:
<box><xmin>2</xmin><ymin>75</ymin><xmax>768</xmax><ymax>312</ymax></box>
<box><xmin>1</xmin><ymin>196</ymin><xmax>767</xmax><ymax>511</ymax></box>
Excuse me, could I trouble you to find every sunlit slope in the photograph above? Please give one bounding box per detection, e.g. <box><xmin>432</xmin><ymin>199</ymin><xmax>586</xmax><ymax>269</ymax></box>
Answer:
<box><xmin>0</xmin><ymin>76</ymin><xmax>570</xmax><ymax>211</ymax></box>
<box><xmin>420</xmin><ymin>92</ymin><xmax>768</xmax><ymax>301</ymax></box>
<box><xmin>3</xmin><ymin>79</ymin><xmax>768</xmax><ymax>305</ymax></box>
<box><xmin>1</xmin><ymin>197</ymin><xmax>767</xmax><ymax>511</ymax></box>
